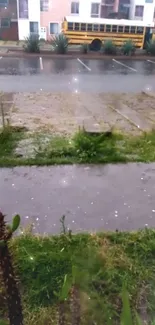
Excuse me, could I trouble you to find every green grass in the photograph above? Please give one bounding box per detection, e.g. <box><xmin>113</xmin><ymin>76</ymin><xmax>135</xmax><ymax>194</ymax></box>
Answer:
<box><xmin>1</xmin><ymin>229</ymin><xmax>155</xmax><ymax>324</ymax></box>
<box><xmin>2</xmin><ymin>128</ymin><xmax>155</xmax><ymax>166</ymax></box>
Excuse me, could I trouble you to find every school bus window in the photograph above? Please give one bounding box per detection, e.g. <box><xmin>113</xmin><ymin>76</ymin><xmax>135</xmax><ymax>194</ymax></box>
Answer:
<box><xmin>112</xmin><ymin>25</ymin><xmax>117</xmax><ymax>32</ymax></box>
<box><xmin>118</xmin><ymin>25</ymin><xmax>123</xmax><ymax>32</ymax></box>
<box><xmin>81</xmin><ymin>23</ymin><xmax>86</xmax><ymax>31</ymax></box>
<box><xmin>100</xmin><ymin>24</ymin><xmax>104</xmax><ymax>31</ymax></box>
<box><xmin>88</xmin><ymin>23</ymin><xmax>93</xmax><ymax>31</ymax></box>
<box><xmin>124</xmin><ymin>26</ymin><xmax>130</xmax><ymax>33</ymax></box>
<box><xmin>68</xmin><ymin>22</ymin><xmax>73</xmax><ymax>30</ymax></box>
<box><xmin>130</xmin><ymin>26</ymin><xmax>136</xmax><ymax>33</ymax></box>
<box><xmin>106</xmin><ymin>24</ymin><xmax>111</xmax><ymax>32</ymax></box>
<box><xmin>93</xmin><ymin>24</ymin><xmax>99</xmax><ymax>31</ymax></box>
<box><xmin>75</xmin><ymin>23</ymin><xmax>79</xmax><ymax>30</ymax></box>
<box><xmin>137</xmin><ymin>27</ymin><xmax>143</xmax><ymax>34</ymax></box>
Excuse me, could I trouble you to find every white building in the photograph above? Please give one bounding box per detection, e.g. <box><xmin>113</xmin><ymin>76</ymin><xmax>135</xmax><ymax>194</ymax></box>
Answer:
<box><xmin>17</xmin><ymin>0</ymin><xmax>40</xmax><ymax>40</ymax></box>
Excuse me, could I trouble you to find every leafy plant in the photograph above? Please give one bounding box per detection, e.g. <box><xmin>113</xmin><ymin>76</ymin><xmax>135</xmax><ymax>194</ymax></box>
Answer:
<box><xmin>51</xmin><ymin>34</ymin><xmax>68</xmax><ymax>54</ymax></box>
<box><xmin>102</xmin><ymin>39</ymin><xmax>117</xmax><ymax>55</ymax></box>
<box><xmin>121</xmin><ymin>40</ymin><xmax>135</xmax><ymax>56</ymax></box>
<box><xmin>54</xmin><ymin>274</ymin><xmax>71</xmax><ymax>325</ymax></box>
<box><xmin>146</xmin><ymin>39</ymin><xmax>155</xmax><ymax>55</ymax></box>
<box><xmin>80</xmin><ymin>43</ymin><xmax>89</xmax><ymax>54</ymax></box>
<box><xmin>24</xmin><ymin>34</ymin><xmax>40</xmax><ymax>53</ymax></box>
<box><xmin>0</xmin><ymin>212</ymin><xmax>23</xmax><ymax>325</ymax></box>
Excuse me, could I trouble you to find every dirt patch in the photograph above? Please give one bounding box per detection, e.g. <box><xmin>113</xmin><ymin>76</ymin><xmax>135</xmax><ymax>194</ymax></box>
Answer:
<box><xmin>0</xmin><ymin>91</ymin><xmax>155</xmax><ymax>135</ymax></box>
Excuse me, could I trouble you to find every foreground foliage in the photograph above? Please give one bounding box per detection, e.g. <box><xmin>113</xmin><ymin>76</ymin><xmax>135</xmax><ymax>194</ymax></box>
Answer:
<box><xmin>1</xmin><ymin>127</ymin><xmax>155</xmax><ymax>166</ymax></box>
<box><xmin>121</xmin><ymin>40</ymin><xmax>136</xmax><ymax>56</ymax></box>
<box><xmin>1</xmin><ymin>227</ymin><xmax>155</xmax><ymax>324</ymax></box>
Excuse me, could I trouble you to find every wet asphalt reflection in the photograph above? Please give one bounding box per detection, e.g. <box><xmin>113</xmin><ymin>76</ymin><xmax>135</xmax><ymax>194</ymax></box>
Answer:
<box><xmin>1</xmin><ymin>164</ymin><xmax>155</xmax><ymax>234</ymax></box>
<box><xmin>0</xmin><ymin>57</ymin><xmax>155</xmax><ymax>92</ymax></box>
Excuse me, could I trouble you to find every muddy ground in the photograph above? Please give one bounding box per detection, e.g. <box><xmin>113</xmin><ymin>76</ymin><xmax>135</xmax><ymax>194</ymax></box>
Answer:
<box><xmin>0</xmin><ymin>91</ymin><xmax>155</xmax><ymax>135</ymax></box>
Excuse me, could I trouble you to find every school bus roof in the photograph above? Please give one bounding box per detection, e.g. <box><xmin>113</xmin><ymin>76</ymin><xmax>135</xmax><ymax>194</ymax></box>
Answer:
<box><xmin>65</xmin><ymin>16</ymin><xmax>154</xmax><ymax>27</ymax></box>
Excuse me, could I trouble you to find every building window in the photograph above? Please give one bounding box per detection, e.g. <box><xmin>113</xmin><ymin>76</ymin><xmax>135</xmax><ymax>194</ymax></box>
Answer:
<box><xmin>30</xmin><ymin>21</ymin><xmax>39</xmax><ymax>34</ymax></box>
<box><xmin>135</xmin><ymin>5</ymin><xmax>144</xmax><ymax>17</ymax></box>
<box><xmin>18</xmin><ymin>0</ymin><xmax>28</xmax><ymax>19</ymax></box>
<box><xmin>0</xmin><ymin>18</ymin><xmax>10</xmax><ymax>28</ymax></box>
<box><xmin>0</xmin><ymin>0</ymin><xmax>8</xmax><ymax>7</ymax></box>
<box><xmin>71</xmin><ymin>2</ymin><xmax>79</xmax><ymax>14</ymax></box>
<box><xmin>40</xmin><ymin>0</ymin><xmax>49</xmax><ymax>11</ymax></box>
<box><xmin>50</xmin><ymin>22</ymin><xmax>59</xmax><ymax>34</ymax></box>
<box><xmin>91</xmin><ymin>3</ymin><xmax>100</xmax><ymax>17</ymax></box>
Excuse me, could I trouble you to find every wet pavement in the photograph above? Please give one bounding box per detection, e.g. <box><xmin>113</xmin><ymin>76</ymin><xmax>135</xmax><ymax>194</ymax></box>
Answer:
<box><xmin>1</xmin><ymin>164</ymin><xmax>155</xmax><ymax>234</ymax></box>
<box><xmin>0</xmin><ymin>57</ymin><xmax>155</xmax><ymax>92</ymax></box>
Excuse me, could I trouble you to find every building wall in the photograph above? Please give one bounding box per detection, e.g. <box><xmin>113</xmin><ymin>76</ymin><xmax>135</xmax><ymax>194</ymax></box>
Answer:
<box><xmin>40</xmin><ymin>0</ymin><xmax>71</xmax><ymax>40</ymax></box>
<box><xmin>17</xmin><ymin>0</ymin><xmax>40</xmax><ymax>40</ymax></box>
<box><xmin>130</xmin><ymin>0</ymin><xmax>155</xmax><ymax>22</ymax></box>
<box><xmin>79</xmin><ymin>0</ymin><xmax>100</xmax><ymax>19</ymax></box>
<box><xmin>0</xmin><ymin>21</ymin><xmax>18</xmax><ymax>40</ymax></box>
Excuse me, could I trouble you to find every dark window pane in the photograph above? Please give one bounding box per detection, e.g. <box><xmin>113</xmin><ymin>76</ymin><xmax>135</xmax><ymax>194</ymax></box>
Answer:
<box><xmin>91</xmin><ymin>3</ymin><xmax>99</xmax><ymax>17</ymax></box>
<box><xmin>81</xmin><ymin>23</ymin><xmax>86</xmax><ymax>31</ymax></box>
<box><xmin>87</xmin><ymin>24</ymin><xmax>92</xmax><ymax>31</ymax></box>
<box><xmin>93</xmin><ymin>24</ymin><xmax>99</xmax><ymax>31</ymax></box>
<box><xmin>71</xmin><ymin>2</ymin><xmax>79</xmax><ymax>14</ymax></box>
<box><xmin>100</xmin><ymin>24</ymin><xmax>104</xmax><ymax>31</ymax></box>
<box><xmin>30</xmin><ymin>21</ymin><xmax>39</xmax><ymax>34</ymax></box>
<box><xmin>68</xmin><ymin>22</ymin><xmax>73</xmax><ymax>30</ymax></box>
<box><xmin>1</xmin><ymin>18</ymin><xmax>10</xmax><ymax>28</ymax></box>
<box><xmin>40</xmin><ymin>0</ymin><xmax>49</xmax><ymax>11</ymax></box>
<box><xmin>19</xmin><ymin>0</ymin><xmax>28</xmax><ymax>19</ymax></box>
<box><xmin>0</xmin><ymin>0</ymin><xmax>8</xmax><ymax>7</ymax></box>
<box><xmin>137</xmin><ymin>26</ymin><xmax>143</xmax><ymax>34</ymax></box>
<box><xmin>75</xmin><ymin>22</ymin><xmax>79</xmax><ymax>30</ymax></box>
<box><xmin>112</xmin><ymin>25</ymin><xmax>117</xmax><ymax>32</ymax></box>
<box><xmin>106</xmin><ymin>24</ymin><xmax>111</xmax><ymax>32</ymax></box>
<box><xmin>130</xmin><ymin>26</ymin><xmax>136</xmax><ymax>33</ymax></box>
<box><xmin>118</xmin><ymin>25</ymin><xmax>123</xmax><ymax>32</ymax></box>
<box><xmin>124</xmin><ymin>26</ymin><xmax>130</xmax><ymax>33</ymax></box>
<box><xmin>135</xmin><ymin>5</ymin><xmax>144</xmax><ymax>17</ymax></box>
<box><xmin>50</xmin><ymin>23</ymin><xmax>59</xmax><ymax>34</ymax></box>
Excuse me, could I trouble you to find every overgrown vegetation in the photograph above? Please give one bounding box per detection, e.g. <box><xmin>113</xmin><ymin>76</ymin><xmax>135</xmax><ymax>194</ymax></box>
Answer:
<box><xmin>121</xmin><ymin>40</ymin><xmax>136</xmax><ymax>56</ymax></box>
<box><xmin>102</xmin><ymin>39</ymin><xmax>117</xmax><ymax>55</ymax></box>
<box><xmin>1</xmin><ymin>223</ymin><xmax>155</xmax><ymax>325</ymax></box>
<box><xmin>24</xmin><ymin>34</ymin><xmax>40</xmax><ymax>53</ymax></box>
<box><xmin>51</xmin><ymin>34</ymin><xmax>69</xmax><ymax>54</ymax></box>
<box><xmin>146</xmin><ymin>39</ymin><xmax>155</xmax><ymax>56</ymax></box>
<box><xmin>2</xmin><ymin>128</ymin><xmax>155</xmax><ymax>166</ymax></box>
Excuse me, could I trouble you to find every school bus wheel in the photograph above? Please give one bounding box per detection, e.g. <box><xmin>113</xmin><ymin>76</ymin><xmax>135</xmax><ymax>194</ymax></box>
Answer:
<box><xmin>90</xmin><ymin>39</ymin><xmax>102</xmax><ymax>51</ymax></box>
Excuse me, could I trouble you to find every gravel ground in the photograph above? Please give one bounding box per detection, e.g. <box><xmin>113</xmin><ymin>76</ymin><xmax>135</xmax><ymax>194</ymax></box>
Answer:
<box><xmin>0</xmin><ymin>91</ymin><xmax>155</xmax><ymax>135</ymax></box>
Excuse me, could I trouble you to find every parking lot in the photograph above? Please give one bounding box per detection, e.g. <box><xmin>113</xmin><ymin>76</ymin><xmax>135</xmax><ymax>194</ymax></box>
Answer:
<box><xmin>0</xmin><ymin>57</ymin><xmax>155</xmax><ymax>92</ymax></box>
<box><xmin>0</xmin><ymin>56</ymin><xmax>155</xmax><ymax>135</ymax></box>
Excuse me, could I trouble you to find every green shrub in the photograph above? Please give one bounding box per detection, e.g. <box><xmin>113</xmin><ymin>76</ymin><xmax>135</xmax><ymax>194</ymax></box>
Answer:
<box><xmin>51</xmin><ymin>34</ymin><xmax>68</xmax><ymax>54</ymax></box>
<box><xmin>102</xmin><ymin>39</ymin><xmax>116</xmax><ymax>55</ymax></box>
<box><xmin>121</xmin><ymin>39</ymin><xmax>136</xmax><ymax>55</ymax></box>
<box><xmin>146</xmin><ymin>39</ymin><xmax>155</xmax><ymax>55</ymax></box>
<box><xmin>24</xmin><ymin>34</ymin><xmax>40</xmax><ymax>53</ymax></box>
<box><xmin>80</xmin><ymin>43</ymin><xmax>89</xmax><ymax>54</ymax></box>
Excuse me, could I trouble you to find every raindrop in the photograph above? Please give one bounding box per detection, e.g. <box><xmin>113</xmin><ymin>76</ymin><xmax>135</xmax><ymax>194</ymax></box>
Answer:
<box><xmin>141</xmin><ymin>177</ymin><xmax>143</xmax><ymax>180</ymax></box>
<box><xmin>72</xmin><ymin>220</ymin><xmax>75</xmax><ymax>223</ymax></box>
<box><xmin>31</xmin><ymin>197</ymin><xmax>34</xmax><ymax>200</ymax></box>
<box><xmin>115</xmin><ymin>214</ymin><xmax>118</xmax><ymax>218</ymax></box>
<box><xmin>101</xmin><ymin>218</ymin><xmax>103</xmax><ymax>221</ymax></box>
<box><xmin>36</xmin><ymin>217</ymin><xmax>39</xmax><ymax>221</ymax></box>
<box><xmin>128</xmin><ymin>206</ymin><xmax>131</xmax><ymax>208</ymax></box>
<box><xmin>145</xmin><ymin>223</ymin><xmax>148</xmax><ymax>227</ymax></box>
<box><xmin>91</xmin><ymin>202</ymin><xmax>94</xmax><ymax>205</ymax></box>
<box><xmin>12</xmin><ymin>183</ymin><xmax>15</xmax><ymax>187</ymax></box>
<box><xmin>53</xmin><ymin>224</ymin><xmax>56</xmax><ymax>227</ymax></box>
<box><xmin>25</xmin><ymin>216</ymin><xmax>29</xmax><ymax>219</ymax></box>
<box><xmin>152</xmin><ymin>210</ymin><xmax>155</xmax><ymax>213</ymax></box>
<box><xmin>115</xmin><ymin>210</ymin><xmax>118</xmax><ymax>213</ymax></box>
<box><xmin>124</xmin><ymin>203</ymin><xmax>127</xmax><ymax>206</ymax></box>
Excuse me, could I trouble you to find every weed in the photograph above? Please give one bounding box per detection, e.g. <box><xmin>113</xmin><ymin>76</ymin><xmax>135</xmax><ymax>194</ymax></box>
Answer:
<box><xmin>102</xmin><ymin>40</ymin><xmax>117</xmax><ymax>55</ymax></box>
<box><xmin>24</xmin><ymin>34</ymin><xmax>40</xmax><ymax>53</ymax></box>
<box><xmin>51</xmin><ymin>34</ymin><xmax>68</xmax><ymax>54</ymax></box>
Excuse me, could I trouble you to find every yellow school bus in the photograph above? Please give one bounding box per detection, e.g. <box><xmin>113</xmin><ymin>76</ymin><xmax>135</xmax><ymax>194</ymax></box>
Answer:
<box><xmin>62</xmin><ymin>16</ymin><xmax>154</xmax><ymax>50</ymax></box>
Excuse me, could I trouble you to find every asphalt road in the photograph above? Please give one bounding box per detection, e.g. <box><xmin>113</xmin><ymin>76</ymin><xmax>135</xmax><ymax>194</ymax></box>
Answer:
<box><xmin>0</xmin><ymin>163</ymin><xmax>155</xmax><ymax>234</ymax></box>
<box><xmin>0</xmin><ymin>57</ymin><xmax>155</xmax><ymax>92</ymax></box>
